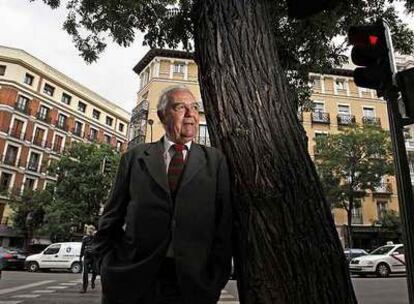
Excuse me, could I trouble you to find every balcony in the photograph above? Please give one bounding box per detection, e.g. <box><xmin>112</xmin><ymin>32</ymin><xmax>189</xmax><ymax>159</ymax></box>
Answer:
<box><xmin>14</xmin><ymin>103</ymin><xmax>30</xmax><ymax>115</ymax></box>
<box><xmin>297</xmin><ymin>111</ymin><xmax>303</xmax><ymax>122</ymax></box>
<box><xmin>337</xmin><ymin>114</ymin><xmax>356</xmax><ymax>126</ymax></box>
<box><xmin>362</xmin><ymin>116</ymin><xmax>381</xmax><ymax>127</ymax></box>
<box><xmin>312</xmin><ymin>111</ymin><xmax>330</xmax><ymax>124</ymax></box>
<box><xmin>373</xmin><ymin>182</ymin><xmax>392</xmax><ymax>194</ymax></box>
<box><xmin>352</xmin><ymin>215</ymin><xmax>363</xmax><ymax>225</ymax></box>
<box><xmin>27</xmin><ymin>162</ymin><xmax>39</xmax><ymax>172</ymax></box>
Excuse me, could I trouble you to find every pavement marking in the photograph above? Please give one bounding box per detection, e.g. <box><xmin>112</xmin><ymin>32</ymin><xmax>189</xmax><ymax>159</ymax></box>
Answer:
<box><xmin>59</xmin><ymin>283</ymin><xmax>78</xmax><ymax>286</ymax></box>
<box><xmin>12</xmin><ymin>294</ymin><xmax>40</xmax><ymax>298</ymax></box>
<box><xmin>32</xmin><ymin>290</ymin><xmax>55</xmax><ymax>293</ymax></box>
<box><xmin>217</xmin><ymin>302</ymin><xmax>239</xmax><ymax>304</ymax></box>
<box><xmin>46</xmin><ymin>286</ymin><xmax>68</xmax><ymax>289</ymax></box>
<box><xmin>0</xmin><ymin>301</ymin><xmax>23</xmax><ymax>304</ymax></box>
<box><xmin>69</xmin><ymin>280</ymin><xmax>82</xmax><ymax>283</ymax></box>
<box><xmin>221</xmin><ymin>290</ymin><xmax>228</xmax><ymax>294</ymax></box>
<box><xmin>220</xmin><ymin>294</ymin><xmax>235</xmax><ymax>299</ymax></box>
<box><xmin>0</xmin><ymin>280</ymin><xmax>55</xmax><ymax>295</ymax></box>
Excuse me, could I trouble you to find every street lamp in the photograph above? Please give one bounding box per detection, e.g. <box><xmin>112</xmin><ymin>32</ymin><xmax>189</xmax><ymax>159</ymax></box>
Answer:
<box><xmin>147</xmin><ymin>119</ymin><xmax>154</xmax><ymax>143</ymax></box>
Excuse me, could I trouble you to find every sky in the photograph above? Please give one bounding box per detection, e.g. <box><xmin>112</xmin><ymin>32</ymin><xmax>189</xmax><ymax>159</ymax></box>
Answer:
<box><xmin>0</xmin><ymin>0</ymin><xmax>150</xmax><ymax>113</ymax></box>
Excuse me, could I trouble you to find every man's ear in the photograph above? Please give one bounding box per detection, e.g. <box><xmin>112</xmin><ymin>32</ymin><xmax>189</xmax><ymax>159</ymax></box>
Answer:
<box><xmin>157</xmin><ymin>110</ymin><xmax>165</xmax><ymax>124</ymax></box>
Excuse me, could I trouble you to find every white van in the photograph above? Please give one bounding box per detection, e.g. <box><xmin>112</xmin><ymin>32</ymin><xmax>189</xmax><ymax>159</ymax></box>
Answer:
<box><xmin>25</xmin><ymin>242</ymin><xmax>82</xmax><ymax>273</ymax></box>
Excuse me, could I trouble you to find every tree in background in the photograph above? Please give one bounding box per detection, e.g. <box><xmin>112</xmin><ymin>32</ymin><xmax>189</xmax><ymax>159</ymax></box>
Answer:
<box><xmin>315</xmin><ymin>124</ymin><xmax>394</xmax><ymax>249</ymax></box>
<box><xmin>9</xmin><ymin>188</ymin><xmax>52</xmax><ymax>248</ymax></box>
<box><xmin>33</xmin><ymin>0</ymin><xmax>414</xmax><ymax>302</ymax></box>
<box><xmin>45</xmin><ymin>142</ymin><xmax>120</xmax><ymax>242</ymax></box>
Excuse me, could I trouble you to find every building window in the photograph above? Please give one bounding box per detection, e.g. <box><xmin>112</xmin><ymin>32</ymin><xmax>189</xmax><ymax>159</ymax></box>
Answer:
<box><xmin>335</xmin><ymin>79</ymin><xmax>346</xmax><ymax>91</ymax></box>
<box><xmin>363</xmin><ymin>107</ymin><xmax>375</xmax><ymax>118</ymax></box>
<box><xmin>43</xmin><ymin>83</ymin><xmax>55</xmax><ymax>96</ymax></box>
<box><xmin>33</xmin><ymin>127</ymin><xmax>45</xmax><ymax>146</ymax></box>
<box><xmin>53</xmin><ymin>135</ymin><xmax>63</xmax><ymax>153</ymax></box>
<box><xmin>4</xmin><ymin>145</ymin><xmax>19</xmax><ymax>166</ymax></box>
<box><xmin>89</xmin><ymin>128</ymin><xmax>98</xmax><ymax>141</ymax></box>
<box><xmin>351</xmin><ymin>205</ymin><xmax>363</xmax><ymax>224</ymax></box>
<box><xmin>57</xmin><ymin>114</ymin><xmax>67</xmax><ymax>130</ymax></box>
<box><xmin>73</xmin><ymin>121</ymin><xmax>83</xmax><ymax>136</ymax></box>
<box><xmin>119</xmin><ymin>123</ymin><xmax>125</xmax><ymax>132</ymax></box>
<box><xmin>0</xmin><ymin>65</ymin><xmax>6</xmax><ymax>76</ymax></box>
<box><xmin>61</xmin><ymin>93</ymin><xmax>72</xmax><ymax>105</ymax></box>
<box><xmin>37</xmin><ymin>105</ymin><xmax>50</xmax><ymax>122</ymax></box>
<box><xmin>78</xmin><ymin>101</ymin><xmax>86</xmax><ymax>113</ymax></box>
<box><xmin>377</xmin><ymin>201</ymin><xmax>388</xmax><ymax>220</ymax></box>
<box><xmin>24</xmin><ymin>73</ymin><xmax>34</xmax><ymax>85</ymax></box>
<box><xmin>16</xmin><ymin>95</ymin><xmax>29</xmax><ymax>112</ymax></box>
<box><xmin>24</xmin><ymin>177</ymin><xmax>36</xmax><ymax>192</ymax></box>
<box><xmin>106</xmin><ymin>116</ymin><xmax>113</xmax><ymax>126</ymax></box>
<box><xmin>28</xmin><ymin>152</ymin><xmax>41</xmax><ymax>172</ymax></box>
<box><xmin>92</xmin><ymin>109</ymin><xmax>101</xmax><ymax>120</ymax></box>
<box><xmin>10</xmin><ymin>119</ymin><xmax>25</xmax><ymax>140</ymax></box>
<box><xmin>310</xmin><ymin>76</ymin><xmax>321</xmax><ymax>90</ymax></box>
<box><xmin>0</xmin><ymin>172</ymin><xmax>12</xmax><ymax>192</ymax></box>
<box><xmin>173</xmin><ymin>63</ymin><xmax>185</xmax><ymax>74</ymax></box>
<box><xmin>198</xmin><ymin>124</ymin><xmax>210</xmax><ymax>146</ymax></box>
<box><xmin>116</xmin><ymin>141</ymin><xmax>123</xmax><ymax>151</ymax></box>
<box><xmin>104</xmin><ymin>134</ymin><xmax>111</xmax><ymax>144</ymax></box>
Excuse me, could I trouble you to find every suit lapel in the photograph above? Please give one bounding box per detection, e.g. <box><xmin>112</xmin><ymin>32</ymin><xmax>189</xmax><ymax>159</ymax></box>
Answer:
<box><xmin>142</xmin><ymin>140</ymin><xmax>170</xmax><ymax>194</ymax></box>
<box><xmin>180</xmin><ymin>143</ymin><xmax>206</xmax><ymax>190</ymax></box>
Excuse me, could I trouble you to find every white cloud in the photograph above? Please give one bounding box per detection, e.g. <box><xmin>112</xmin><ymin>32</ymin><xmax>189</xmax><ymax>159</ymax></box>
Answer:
<box><xmin>0</xmin><ymin>0</ymin><xmax>150</xmax><ymax>113</ymax></box>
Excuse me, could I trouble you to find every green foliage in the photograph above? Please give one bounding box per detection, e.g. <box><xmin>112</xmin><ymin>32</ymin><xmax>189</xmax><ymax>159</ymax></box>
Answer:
<box><xmin>373</xmin><ymin>209</ymin><xmax>402</xmax><ymax>229</ymax></box>
<box><xmin>44</xmin><ymin>142</ymin><xmax>120</xmax><ymax>241</ymax></box>
<box><xmin>9</xmin><ymin>188</ymin><xmax>53</xmax><ymax>235</ymax></box>
<box><xmin>32</xmin><ymin>0</ymin><xmax>414</xmax><ymax>107</ymax></box>
<box><xmin>315</xmin><ymin>124</ymin><xmax>394</xmax><ymax>213</ymax></box>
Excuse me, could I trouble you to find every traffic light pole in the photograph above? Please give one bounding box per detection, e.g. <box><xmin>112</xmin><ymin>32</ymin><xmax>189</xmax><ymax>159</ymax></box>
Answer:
<box><xmin>385</xmin><ymin>89</ymin><xmax>414</xmax><ymax>304</ymax></box>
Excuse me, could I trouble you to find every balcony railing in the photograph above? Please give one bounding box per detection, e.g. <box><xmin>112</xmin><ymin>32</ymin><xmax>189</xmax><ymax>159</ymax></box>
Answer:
<box><xmin>362</xmin><ymin>116</ymin><xmax>381</xmax><ymax>126</ymax></box>
<box><xmin>312</xmin><ymin>111</ymin><xmax>330</xmax><ymax>124</ymax></box>
<box><xmin>374</xmin><ymin>182</ymin><xmax>392</xmax><ymax>194</ymax></box>
<box><xmin>352</xmin><ymin>215</ymin><xmax>363</xmax><ymax>225</ymax></box>
<box><xmin>337</xmin><ymin>114</ymin><xmax>356</xmax><ymax>126</ymax></box>
<box><xmin>14</xmin><ymin>103</ymin><xmax>30</xmax><ymax>115</ymax></box>
<box><xmin>27</xmin><ymin>162</ymin><xmax>40</xmax><ymax>172</ymax></box>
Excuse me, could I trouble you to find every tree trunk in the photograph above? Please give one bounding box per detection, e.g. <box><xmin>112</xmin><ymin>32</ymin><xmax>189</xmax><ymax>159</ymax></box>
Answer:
<box><xmin>347</xmin><ymin>198</ymin><xmax>354</xmax><ymax>250</ymax></box>
<box><xmin>192</xmin><ymin>0</ymin><xmax>357</xmax><ymax>303</ymax></box>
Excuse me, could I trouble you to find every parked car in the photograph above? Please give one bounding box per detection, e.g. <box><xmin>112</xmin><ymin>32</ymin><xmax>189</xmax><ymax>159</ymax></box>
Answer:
<box><xmin>349</xmin><ymin>243</ymin><xmax>405</xmax><ymax>277</ymax></box>
<box><xmin>0</xmin><ymin>247</ymin><xmax>26</xmax><ymax>270</ymax></box>
<box><xmin>344</xmin><ymin>248</ymin><xmax>368</xmax><ymax>262</ymax></box>
<box><xmin>25</xmin><ymin>242</ymin><xmax>82</xmax><ymax>273</ymax></box>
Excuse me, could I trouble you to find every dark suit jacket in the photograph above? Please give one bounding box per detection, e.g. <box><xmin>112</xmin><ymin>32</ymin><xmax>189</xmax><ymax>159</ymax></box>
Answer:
<box><xmin>94</xmin><ymin>140</ymin><xmax>232</xmax><ymax>304</ymax></box>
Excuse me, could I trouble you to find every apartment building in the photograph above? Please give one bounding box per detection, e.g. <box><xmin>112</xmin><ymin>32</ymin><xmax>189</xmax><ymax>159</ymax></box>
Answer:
<box><xmin>131</xmin><ymin>49</ymin><xmax>409</xmax><ymax>249</ymax></box>
<box><xmin>0</xmin><ymin>45</ymin><xmax>130</xmax><ymax>246</ymax></box>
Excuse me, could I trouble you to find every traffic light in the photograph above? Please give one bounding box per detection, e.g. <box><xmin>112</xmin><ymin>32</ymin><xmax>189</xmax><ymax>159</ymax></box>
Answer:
<box><xmin>348</xmin><ymin>21</ymin><xmax>394</xmax><ymax>96</ymax></box>
<box><xmin>287</xmin><ymin>0</ymin><xmax>340</xmax><ymax>19</ymax></box>
<box><xmin>397</xmin><ymin>68</ymin><xmax>414</xmax><ymax>122</ymax></box>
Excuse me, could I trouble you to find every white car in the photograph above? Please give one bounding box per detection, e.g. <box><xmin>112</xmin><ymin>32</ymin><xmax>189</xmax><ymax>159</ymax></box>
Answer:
<box><xmin>349</xmin><ymin>243</ymin><xmax>405</xmax><ymax>277</ymax></box>
<box><xmin>25</xmin><ymin>242</ymin><xmax>82</xmax><ymax>273</ymax></box>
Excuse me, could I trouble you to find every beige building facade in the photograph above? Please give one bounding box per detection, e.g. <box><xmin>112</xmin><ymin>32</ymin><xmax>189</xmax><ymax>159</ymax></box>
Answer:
<box><xmin>0</xmin><ymin>45</ymin><xmax>130</xmax><ymax>246</ymax></box>
<box><xmin>131</xmin><ymin>49</ymin><xmax>404</xmax><ymax>249</ymax></box>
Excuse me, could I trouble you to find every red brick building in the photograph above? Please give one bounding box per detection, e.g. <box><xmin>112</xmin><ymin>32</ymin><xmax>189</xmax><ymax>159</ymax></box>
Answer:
<box><xmin>0</xmin><ymin>46</ymin><xmax>130</xmax><ymax>246</ymax></box>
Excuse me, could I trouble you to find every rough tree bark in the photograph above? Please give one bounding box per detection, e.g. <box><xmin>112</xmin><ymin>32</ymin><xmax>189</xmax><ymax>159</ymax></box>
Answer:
<box><xmin>192</xmin><ymin>0</ymin><xmax>357</xmax><ymax>303</ymax></box>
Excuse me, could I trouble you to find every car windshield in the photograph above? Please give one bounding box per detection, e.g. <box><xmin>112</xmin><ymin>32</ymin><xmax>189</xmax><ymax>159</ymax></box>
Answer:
<box><xmin>369</xmin><ymin>245</ymin><xmax>394</xmax><ymax>255</ymax></box>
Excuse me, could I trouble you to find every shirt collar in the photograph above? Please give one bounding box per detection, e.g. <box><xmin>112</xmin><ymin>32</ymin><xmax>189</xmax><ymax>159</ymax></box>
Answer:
<box><xmin>163</xmin><ymin>135</ymin><xmax>192</xmax><ymax>153</ymax></box>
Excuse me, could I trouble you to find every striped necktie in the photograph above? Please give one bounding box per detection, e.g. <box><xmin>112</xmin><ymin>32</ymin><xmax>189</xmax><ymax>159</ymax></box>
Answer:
<box><xmin>168</xmin><ymin>144</ymin><xmax>186</xmax><ymax>196</ymax></box>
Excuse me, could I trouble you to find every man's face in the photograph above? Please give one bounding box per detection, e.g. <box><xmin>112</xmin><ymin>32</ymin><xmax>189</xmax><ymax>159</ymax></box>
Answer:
<box><xmin>162</xmin><ymin>89</ymin><xmax>200</xmax><ymax>144</ymax></box>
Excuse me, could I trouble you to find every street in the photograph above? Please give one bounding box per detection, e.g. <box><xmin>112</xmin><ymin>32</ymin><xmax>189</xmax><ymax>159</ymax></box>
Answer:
<box><xmin>0</xmin><ymin>271</ymin><xmax>409</xmax><ymax>304</ymax></box>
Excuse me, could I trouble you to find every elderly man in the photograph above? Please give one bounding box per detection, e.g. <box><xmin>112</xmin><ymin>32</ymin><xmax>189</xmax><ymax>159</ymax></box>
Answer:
<box><xmin>94</xmin><ymin>86</ymin><xmax>232</xmax><ymax>304</ymax></box>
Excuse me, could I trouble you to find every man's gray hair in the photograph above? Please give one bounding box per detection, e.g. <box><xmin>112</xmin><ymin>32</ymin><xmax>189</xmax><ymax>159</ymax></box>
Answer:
<box><xmin>157</xmin><ymin>85</ymin><xmax>194</xmax><ymax>116</ymax></box>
